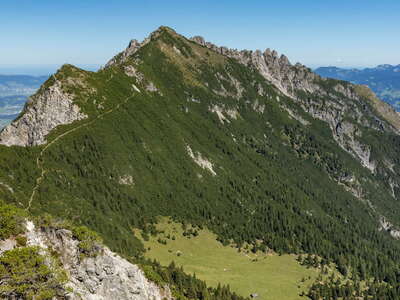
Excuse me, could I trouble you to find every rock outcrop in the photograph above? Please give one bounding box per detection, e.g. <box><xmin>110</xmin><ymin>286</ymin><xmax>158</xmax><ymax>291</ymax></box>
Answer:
<box><xmin>379</xmin><ymin>217</ymin><xmax>400</xmax><ymax>239</ymax></box>
<box><xmin>105</xmin><ymin>26</ymin><xmax>170</xmax><ymax>68</ymax></box>
<box><xmin>0</xmin><ymin>80</ymin><xmax>87</xmax><ymax>147</ymax></box>
<box><xmin>24</xmin><ymin>221</ymin><xmax>172</xmax><ymax>300</ymax></box>
<box><xmin>105</xmin><ymin>39</ymin><xmax>144</xmax><ymax>68</ymax></box>
<box><xmin>191</xmin><ymin>35</ymin><xmax>320</xmax><ymax>98</ymax></box>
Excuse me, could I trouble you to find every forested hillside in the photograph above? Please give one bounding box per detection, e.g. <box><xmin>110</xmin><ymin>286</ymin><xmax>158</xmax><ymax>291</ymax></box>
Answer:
<box><xmin>1</xmin><ymin>27</ymin><xmax>400</xmax><ymax>299</ymax></box>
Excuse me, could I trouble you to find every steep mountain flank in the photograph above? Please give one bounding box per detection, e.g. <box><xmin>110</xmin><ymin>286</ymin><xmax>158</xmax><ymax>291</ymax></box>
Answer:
<box><xmin>190</xmin><ymin>35</ymin><xmax>400</xmax><ymax>171</ymax></box>
<box><xmin>1</xmin><ymin>26</ymin><xmax>400</xmax><ymax>298</ymax></box>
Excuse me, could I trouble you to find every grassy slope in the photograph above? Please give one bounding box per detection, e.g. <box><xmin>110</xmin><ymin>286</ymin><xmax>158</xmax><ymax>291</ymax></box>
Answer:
<box><xmin>354</xmin><ymin>85</ymin><xmax>400</xmax><ymax>131</ymax></box>
<box><xmin>135</xmin><ymin>218</ymin><xmax>318</xmax><ymax>300</ymax></box>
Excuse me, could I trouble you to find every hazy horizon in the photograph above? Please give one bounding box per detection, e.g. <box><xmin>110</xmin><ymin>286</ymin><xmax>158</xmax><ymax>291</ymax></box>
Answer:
<box><xmin>1</xmin><ymin>63</ymin><xmax>398</xmax><ymax>77</ymax></box>
<box><xmin>2</xmin><ymin>1</ymin><xmax>400</xmax><ymax>73</ymax></box>
<box><xmin>0</xmin><ymin>64</ymin><xmax>100</xmax><ymax>76</ymax></box>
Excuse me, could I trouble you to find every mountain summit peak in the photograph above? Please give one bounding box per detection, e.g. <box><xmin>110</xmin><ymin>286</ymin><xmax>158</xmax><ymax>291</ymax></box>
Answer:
<box><xmin>105</xmin><ymin>26</ymin><xmax>178</xmax><ymax>68</ymax></box>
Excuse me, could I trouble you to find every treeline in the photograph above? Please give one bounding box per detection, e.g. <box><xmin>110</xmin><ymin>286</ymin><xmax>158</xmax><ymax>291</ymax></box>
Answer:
<box><xmin>308</xmin><ymin>277</ymin><xmax>400</xmax><ymax>300</ymax></box>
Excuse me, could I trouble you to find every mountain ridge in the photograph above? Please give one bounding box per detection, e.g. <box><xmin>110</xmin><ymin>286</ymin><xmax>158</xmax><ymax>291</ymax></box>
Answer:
<box><xmin>4</xmin><ymin>26</ymin><xmax>400</xmax><ymax>176</ymax></box>
<box><xmin>1</xmin><ymin>26</ymin><xmax>400</xmax><ymax>298</ymax></box>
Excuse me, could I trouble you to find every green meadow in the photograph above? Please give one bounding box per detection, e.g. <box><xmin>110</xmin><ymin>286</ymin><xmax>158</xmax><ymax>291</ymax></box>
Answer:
<box><xmin>134</xmin><ymin>218</ymin><xmax>319</xmax><ymax>300</ymax></box>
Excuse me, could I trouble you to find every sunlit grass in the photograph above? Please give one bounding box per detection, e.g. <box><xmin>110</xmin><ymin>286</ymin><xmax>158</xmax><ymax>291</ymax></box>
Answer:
<box><xmin>135</xmin><ymin>218</ymin><xmax>319</xmax><ymax>300</ymax></box>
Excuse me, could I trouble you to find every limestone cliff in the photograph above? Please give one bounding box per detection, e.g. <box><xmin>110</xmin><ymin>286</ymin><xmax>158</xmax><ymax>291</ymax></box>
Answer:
<box><xmin>0</xmin><ymin>79</ymin><xmax>87</xmax><ymax>147</ymax></box>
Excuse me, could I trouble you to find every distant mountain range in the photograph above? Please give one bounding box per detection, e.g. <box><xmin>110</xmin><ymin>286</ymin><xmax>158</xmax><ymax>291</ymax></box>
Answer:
<box><xmin>0</xmin><ymin>75</ymin><xmax>47</xmax><ymax>127</ymax></box>
<box><xmin>315</xmin><ymin>64</ymin><xmax>400</xmax><ymax>111</ymax></box>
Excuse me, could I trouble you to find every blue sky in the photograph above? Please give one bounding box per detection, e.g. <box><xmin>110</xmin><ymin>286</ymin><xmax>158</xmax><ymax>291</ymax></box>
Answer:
<box><xmin>1</xmin><ymin>0</ymin><xmax>399</xmax><ymax>74</ymax></box>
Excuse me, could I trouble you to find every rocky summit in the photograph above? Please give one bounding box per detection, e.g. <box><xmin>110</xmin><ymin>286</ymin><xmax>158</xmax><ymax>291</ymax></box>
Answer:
<box><xmin>1</xmin><ymin>26</ymin><xmax>400</xmax><ymax>299</ymax></box>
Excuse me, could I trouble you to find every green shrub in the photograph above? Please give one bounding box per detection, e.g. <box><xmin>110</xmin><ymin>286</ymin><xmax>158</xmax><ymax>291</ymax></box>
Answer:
<box><xmin>140</xmin><ymin>264</ymin><xmax>164</xmax><ymax>286</ymax></box>
<box><xmin>33</xmin><ymin>213</ymin><xmax>71</xmax><ymax>231</ymax></box>
<box><xmin>0</xmin><ymin>201</ymin><xmax>27</xmax><ymax>240</ymax></box>
<box><xmin>34</xmin><ymin>214</ymin><xmax>102</xmax><ymax>258</ymax></box>
<box><xmin>71</xmin><ymin>226</ymin><xmax>102</xmax><ymax>258</ymax></box>
<box><xmin>0</xmin><ymin>246</ymin><xmax>67</xmax><ymax>299</ymax></box>
<box><xmin>15</xmin><ymin>235</ymin><xmax>27</xmax><ymax>247</ymax></box>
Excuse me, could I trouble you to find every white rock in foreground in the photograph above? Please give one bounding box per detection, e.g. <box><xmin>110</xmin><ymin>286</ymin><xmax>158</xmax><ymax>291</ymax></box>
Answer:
<box><xmin>24</xmin><ymin>221</ymin><xmax>172</xmax><ymax>300</ymax></box>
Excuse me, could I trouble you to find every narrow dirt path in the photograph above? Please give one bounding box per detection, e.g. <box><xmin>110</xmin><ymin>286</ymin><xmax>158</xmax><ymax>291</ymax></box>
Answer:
<box><xmin>26</xmin><ymin>93</ymin><xmax>136</xmax><ymax>210</ymax></box>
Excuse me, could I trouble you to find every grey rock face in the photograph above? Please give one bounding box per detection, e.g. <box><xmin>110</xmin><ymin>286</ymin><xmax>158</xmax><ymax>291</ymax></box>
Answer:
<box><xmin>334</xmin><ymin>121</ymin><xmax>376</xmax><ymax>171</ymax></box>
<box><xmin>68</xmin><ymin>248</ymin><xmax>171</xmax><ymax>300</ymax></box>
<box><xmin>24</xmin><ymin>221</ymin><xmax>172</xmax><ymax>300</ymax></box>
<box><xmin>379</xmin><ymin>217</ymin><xmax>400</xmax><ymax>239</ymax></box>
<box><xmin>0</xmin><ymin>81</ymin><xmax>87</xmax><ymax>147</ymax></box>
<box><xmin>105</xmin><ymin>39</ymin><xmax>143</xmax><ymax>68</ymax></box>
<box><xmin>190</xmin><ymin>36</ymin><xmax>319</xmax><ymax>98</ymax></box>
<box><xmin>191</xmin><ymin>36</ymin><xmax>206</xmax><ymax>46</ymax></box>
